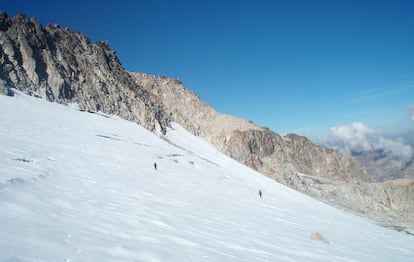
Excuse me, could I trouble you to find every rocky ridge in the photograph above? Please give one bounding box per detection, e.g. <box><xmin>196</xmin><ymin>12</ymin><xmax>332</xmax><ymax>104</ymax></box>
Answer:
<box><xmin>132</xmin><ymin>72</ymin><xmax>414</xmax><ymax>234</ymax></box>
<box><xmin>0</xmin><ymin>13</ymin><xmax>170</xmax><ymax>134</ymax></box>
<box><xmin>1</xmin><ymin>13</ymin><xmax>412</xmax><ymax>234</ymax></box>
<box><xmin>132</xmin><ymin>73</ymin><xmax>369</xmax><ymax>182</ymax></box>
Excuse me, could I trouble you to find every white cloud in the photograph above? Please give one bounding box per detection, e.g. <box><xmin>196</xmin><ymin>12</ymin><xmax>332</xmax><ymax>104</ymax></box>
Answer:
<box><xmin>329</xmin><ymin>122</ymin><xmax>413</xmax><ymax>160</ymax></box>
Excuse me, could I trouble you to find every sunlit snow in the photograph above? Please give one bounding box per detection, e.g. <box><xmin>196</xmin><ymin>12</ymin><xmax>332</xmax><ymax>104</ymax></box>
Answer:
<box><xmin>1</xmin><ymin>92</ymin><xmax>413</xmax><ymax>261</ymax></box>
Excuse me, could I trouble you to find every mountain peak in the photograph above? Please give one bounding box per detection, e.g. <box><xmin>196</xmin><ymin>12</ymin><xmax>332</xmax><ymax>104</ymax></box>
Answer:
<box><xmin>0</xmin><ymin>13</ymin><xmax>171</xmax><ymax>135</ymax></box>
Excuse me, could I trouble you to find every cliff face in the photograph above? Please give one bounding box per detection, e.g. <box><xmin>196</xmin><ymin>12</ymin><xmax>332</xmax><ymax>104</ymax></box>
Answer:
<box><xmin>0</xmin><ymin>13</ymin><xmax>170</xmax><ymax>134</ymax></box>
<box><xmin>222</xmin><ymin>130</ymin><xmax>370</xmax><ymax>183</ymax></box>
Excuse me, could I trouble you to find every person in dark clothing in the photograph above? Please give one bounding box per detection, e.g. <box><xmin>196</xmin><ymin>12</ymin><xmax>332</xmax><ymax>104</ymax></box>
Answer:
<box><xmin>259</xmin><ymin>190</ymin><xmax>262</xmax><ymax>198</ymax></box>
<box><xmin>154</xmin><ymin>162</ymin><xmax>157</xmax><ymax>170</ymax></box>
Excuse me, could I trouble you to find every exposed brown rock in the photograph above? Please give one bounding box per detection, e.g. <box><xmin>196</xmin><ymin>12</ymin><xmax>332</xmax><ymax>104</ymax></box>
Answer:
<box><xmin>131</xmin><ymin>72</ymin><xmax>369</xmax><ymax>182</ymax></box>
<box><xmin>310</xmin><ymin>232</ymin><xmax>330</xmax><ymax>244</ymax></box>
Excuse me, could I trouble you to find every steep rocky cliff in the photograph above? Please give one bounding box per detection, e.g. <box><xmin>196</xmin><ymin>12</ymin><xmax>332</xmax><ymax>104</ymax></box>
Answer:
<box><xmin>0</xmin><ymin>13</ymin><xmax>170</xmax><ymax>134</ymax></box>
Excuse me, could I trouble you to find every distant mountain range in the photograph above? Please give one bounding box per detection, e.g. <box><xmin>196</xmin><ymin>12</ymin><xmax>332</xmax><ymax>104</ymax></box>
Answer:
<box><xmin>326</xmin><ymin>127</ymin><xmax>414</xmax><ymax>182</ymax></box>
<box><xmin>349</xmin><ymin>149</ymin><xmax>414</xmax><ymax>182</ymax></box>
<box><xmin>1</xmin><ymin>12</ymin><xmax>412</xmax><ymax>234</ymax></box>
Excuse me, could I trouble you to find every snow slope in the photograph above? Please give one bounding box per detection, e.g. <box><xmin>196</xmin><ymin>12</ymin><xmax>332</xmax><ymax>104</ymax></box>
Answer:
<box><xmin>1</xmin><ymin>92</ymin><xmax>413</xmax><ymax>261</ymax></box>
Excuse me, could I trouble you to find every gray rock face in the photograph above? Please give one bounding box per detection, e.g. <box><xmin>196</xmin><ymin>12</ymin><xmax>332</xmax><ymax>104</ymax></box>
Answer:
<box><xmin>131</xmin><ymin>72</ymin><xmax>414</xmax><ymax>234</ymax></box>
<box><xmin>0</xmin><ymin>13</ymin><xmax>170</xmax><ymax>134</ymax></box>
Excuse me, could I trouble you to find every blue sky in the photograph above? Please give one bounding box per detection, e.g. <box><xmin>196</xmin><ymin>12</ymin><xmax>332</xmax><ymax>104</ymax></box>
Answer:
<box><xmin>3</xmin><ymin>0</ymin><xmax>414</xmax><ymax>139</ymax></box>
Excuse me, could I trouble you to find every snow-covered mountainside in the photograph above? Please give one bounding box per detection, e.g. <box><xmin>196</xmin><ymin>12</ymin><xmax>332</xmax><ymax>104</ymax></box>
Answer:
<box><xmin>131</xmin><ymin>73</ymin><xmax>414</xmax><ymax>233</ymax></box>
<box><xmin>2</xmin><ymin>12</ymin><xmax>411</xmax><ymax>234</ymax></box>
<box><xmin>1</xmin><ymin>92</ymin><xmax>413</xmax><ymax>261</ymax></box>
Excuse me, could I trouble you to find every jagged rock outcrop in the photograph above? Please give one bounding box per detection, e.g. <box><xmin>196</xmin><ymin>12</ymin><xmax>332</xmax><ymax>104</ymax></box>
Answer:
<box><xmin>131</xmin><ymin>72</ymin><xmax>413</xmax><ymax>234</ymax></box>
<box><xmin>0</xmin><ymin>13</ymin><xmax>170</xmax><ymax>134</ymax></box>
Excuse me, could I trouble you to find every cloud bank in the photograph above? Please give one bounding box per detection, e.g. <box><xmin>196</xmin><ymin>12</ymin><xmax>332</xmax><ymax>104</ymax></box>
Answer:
<box><xmin>329</xmin><ymin>122</ymin><xmax>413</xmax><ymax>160</ymax></box>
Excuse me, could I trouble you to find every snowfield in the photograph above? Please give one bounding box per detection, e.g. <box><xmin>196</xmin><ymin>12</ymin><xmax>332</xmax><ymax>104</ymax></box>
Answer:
<box><xmin>1</xmin><ymin>92</ymin><xmax>413</xmax><ymax>261</ymax></box>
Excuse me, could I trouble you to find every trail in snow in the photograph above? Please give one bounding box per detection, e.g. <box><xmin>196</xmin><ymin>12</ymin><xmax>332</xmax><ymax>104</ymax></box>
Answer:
<box><xmin>0</xmin><ymin>92</ymin><xmax>413</xmax><ymax>261</ymax></box>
